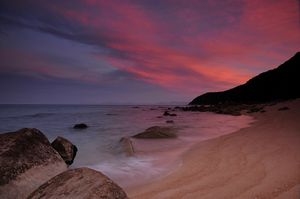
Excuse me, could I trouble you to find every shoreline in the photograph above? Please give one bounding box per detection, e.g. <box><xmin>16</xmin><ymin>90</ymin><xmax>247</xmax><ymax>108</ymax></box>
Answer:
<box><xmin>126</xmin><ymin>99</ymin><xmax>300</xmax><ymax>199</ymax></box>
<box><xmin>118</xmin><ymin>113</ymin><xmax>253</xmax><ymax>189</ymax></box>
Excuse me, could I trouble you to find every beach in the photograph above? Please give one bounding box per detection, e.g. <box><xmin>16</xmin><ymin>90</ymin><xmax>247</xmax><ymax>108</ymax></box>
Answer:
<box><xmin>127</xmin><ymin>99</ymin><xmax>300</xmax><ymax>199</ymax></box>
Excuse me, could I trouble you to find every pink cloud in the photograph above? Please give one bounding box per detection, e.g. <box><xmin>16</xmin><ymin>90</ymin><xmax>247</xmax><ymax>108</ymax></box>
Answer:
<box><xmin>7</xmin><ymin>0</ymin><xmax>299</xmax><ymax>95</ymax></box>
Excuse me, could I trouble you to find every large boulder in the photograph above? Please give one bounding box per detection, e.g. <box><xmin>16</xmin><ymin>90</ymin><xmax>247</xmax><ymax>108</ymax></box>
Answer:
<box><xmin>0</xmin><ymin>128</ymin><xmax>67</xmax><ymax>199</ymax></box>
<box><xmin>27</xmin><ymin>167</ymin><xmax>128</xmax><ymax>199</ymax></box>
<box><xmin>51</xmin><ymin>136</ymin><xmax>78</xmax><ymax>165</ymax></box>
<box><xmin>132</xmin><ymin>126</ymin><xmax>177</xmax><ymax>139</ymax></box>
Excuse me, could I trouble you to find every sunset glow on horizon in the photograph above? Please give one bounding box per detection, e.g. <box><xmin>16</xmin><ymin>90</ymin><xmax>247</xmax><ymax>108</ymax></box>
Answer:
<box><xmin>0</xmin><ymin>0</ymin><xmax>299</xmax><ymax>104</ymax></box>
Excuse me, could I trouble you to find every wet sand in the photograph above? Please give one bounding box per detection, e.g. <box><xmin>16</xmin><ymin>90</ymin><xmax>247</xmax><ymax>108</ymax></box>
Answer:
<box><xmin>127</xmin><ymin>99</ymin><xmax>300</xmax><ymax>199</ymax></box>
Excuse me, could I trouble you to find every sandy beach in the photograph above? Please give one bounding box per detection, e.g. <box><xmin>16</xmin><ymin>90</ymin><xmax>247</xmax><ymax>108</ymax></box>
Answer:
<box><xmin>127</xmin><ymin>99</ymin><xmax>300</xmax><ymax>199</ymax></box>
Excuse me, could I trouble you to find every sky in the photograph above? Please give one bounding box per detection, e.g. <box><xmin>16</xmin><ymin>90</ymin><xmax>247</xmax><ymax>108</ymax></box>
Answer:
<box><xmin>0</xmin><ymin>0</ymin><xmax>299</xmax><ymax>104</ymax></box>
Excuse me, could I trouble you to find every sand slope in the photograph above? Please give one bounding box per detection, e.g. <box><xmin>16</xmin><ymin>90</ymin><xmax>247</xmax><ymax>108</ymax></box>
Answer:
<box><xmin>128</xmin><ymin>99</ymin><xmax>300</xmax><ymax>199</ymax></box>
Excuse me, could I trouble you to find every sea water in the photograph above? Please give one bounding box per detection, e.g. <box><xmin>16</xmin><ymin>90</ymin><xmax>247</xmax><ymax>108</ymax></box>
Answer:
<box><xmin>0</xmin><ymin>104</ymin><xmax>254</xmax><ymax>188</ymax></box>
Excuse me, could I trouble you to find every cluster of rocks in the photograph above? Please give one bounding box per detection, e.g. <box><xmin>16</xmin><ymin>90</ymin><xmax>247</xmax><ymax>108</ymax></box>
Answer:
<box><xmin>1</xmin><ymin>123</ymin><xmax>181</xmax><ymax>198</ymax></box>
<box><xmin>0</xmin><ymin>128</ymin><xmax>128</xmax><ymax>199</ymax></box>
<box><xmin>177</xmin><ymin>103</ymin><xmax>269</xmax><ymax>116</ymax></box>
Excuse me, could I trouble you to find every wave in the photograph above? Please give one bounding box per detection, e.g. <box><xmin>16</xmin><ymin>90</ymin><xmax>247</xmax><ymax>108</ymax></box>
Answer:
<box><xmin>2</xmin><ymin>112</ymin><xmax>58</xmax><ymax>120</ymax></box>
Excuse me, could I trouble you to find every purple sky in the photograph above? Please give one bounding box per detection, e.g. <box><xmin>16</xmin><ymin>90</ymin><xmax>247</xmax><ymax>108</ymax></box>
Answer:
<box><xmin>0</xmin><ymin>0</ymin><xmax>299</xmax><ymax>104</ymax></box>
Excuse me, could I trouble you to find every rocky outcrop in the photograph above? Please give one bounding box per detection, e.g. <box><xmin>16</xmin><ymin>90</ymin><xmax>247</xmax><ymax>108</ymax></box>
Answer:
<box><xmin>132</xmin><ymin>126</ymin><xmax>177</xmax><ymax>139</ymax></box>
<box><xmin>179</xmin><ymin>103</ymin><xmax>268</xmax><ymax>116</ymax></box>
<box><xmin>0</xmin><ymin>128</ymin><xmax>67</xmax><ymax>199</ymax></box>
<box><xmin>27</xmin><ymin>167</ymin><xmax>128</xmax><ymax>199</ymax></box>
<box><xmin>190</xmin><ymin>52</ymin><xmax>300</xmax><ymax>105</ymax></box>
<box><xmin>51</xmin><ymin>136</ymin><xmax>78</xmax><ymax>165</ymax></box>
<box><xmin>119</xmin><ymin>137</ymin><xmax>135</xmax><ymax>156</ymax></box>
<box><xmin>73</xmin><ymin>123</ymin><xmax>88</xmax><ymax>129</ymax></box>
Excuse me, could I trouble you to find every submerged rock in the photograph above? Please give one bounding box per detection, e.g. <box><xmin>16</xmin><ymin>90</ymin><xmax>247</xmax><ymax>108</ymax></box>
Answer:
<box><xmin>132</xmin><ymin>126</ymin><xmax>177</xmax><ymax>139</ymax></box>
<box><xmin>27</xmin><ymin>167</ymin><xmax>128</xmax><ymax>199</ymax></box>
<box><xmin>0</xmin><ymin>128</ymin><xmax>67</xmax><ymax>199</ymax></box>
<box><xmin>119</xmin><ymin>137</ymin><xmax>135</xmax><ymax>156</ymax></box>
<box><xmin>163</xmin><ymin>111</ymin><xmax>177</xmax><ymax>117</ymax></box>
<box><xmin>163</xmin><ymin>111</ymin><xmax>170</xmax><ymax>116</ymax></box>
<box><xmin>51</xmin><ymin>136</ymin><xmax>78</xmax><ymax>165</ymax></box>
<box><xmin>73</xmin><ymin>123</ymin><xmax>88</xmax><ymax>129</ymax></box>
<box><xmin>166</xmin><ymin>120</ymin><xmax>174</xmax><ymax>124</ymax></box>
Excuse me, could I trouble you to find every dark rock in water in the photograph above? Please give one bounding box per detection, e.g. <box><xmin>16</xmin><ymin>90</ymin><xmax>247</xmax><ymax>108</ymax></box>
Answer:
<box><xmin>0</xmin><ymin>128</ymin><xmax>67</xmax><ymax>199</ymax></box>
<box><xmin>246</xmin><ymin>106</ymin><xmax>264</xmax><ymax>114</ymax></box>
<box><xmin>119</xmin><ymin>137</ymin><xmax>134</xmax><ymax>156</ymax></box>
<box><xmin>106</xmin><ymin>113</ymin><xmax>118</xmax><ymax>116</ymax></box>
<box><xmin>73</xmin><ymin>123</ymin><xmax>88</xmax><ymax>129</ymax></box>
<box><xmin>27</xmin><ymin>167</ymin><xmax>128</xmax><ymax>199</ymax></box>
<box><xmin>278</xmin><ymin>106</ymin><xmax>289</xmax><ymax>111</ymax></box>
<box><xmin>132</xmin><ymin>126</ymin><xmax>176</xmax><ymax>139</ymax></box>
<box><xmin>166</xmin><ymin>120</ymin><xmax>174</xmax><ymax>124</ymax></box>
<box><xmin>163</xmin><ymin>111</ymin><xmax>170</xmax><ymax>116</ymax></box>
<box><xmin>163</xmin><ymin>111</ymin><xmax>177</xmax><ymax>116</ymax></box>
<box><xmin>190</xmin><ymin>52</ymin><xmax>300</xmax><ymax>105</ymax></box>
<box><xmin>157</xmin><ymin>116</ymin><xmax>163</xmax><ymax>118</ymax></box>
<box><xmin>51</xmin><ymin>136</ymin><xmax>78</xmax><ymax>165</ymax></box>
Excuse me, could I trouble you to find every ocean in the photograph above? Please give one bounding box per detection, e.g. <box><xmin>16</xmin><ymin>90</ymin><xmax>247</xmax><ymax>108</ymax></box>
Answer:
<box><xmin>0</xmin><ymin>104</ymin><xmax>254</xmax><ymax>188</ymax></box>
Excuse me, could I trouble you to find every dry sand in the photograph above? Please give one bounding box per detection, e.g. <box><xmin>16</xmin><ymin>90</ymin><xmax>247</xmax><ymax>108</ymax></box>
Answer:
<box><xmin>127</xmin><ymin>99</ymin><xmax>300</xmax><ymax>199</ymax></box>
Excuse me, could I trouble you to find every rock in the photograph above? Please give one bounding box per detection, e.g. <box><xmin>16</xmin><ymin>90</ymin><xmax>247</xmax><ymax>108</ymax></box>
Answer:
<box><xmin>132</xmin><ymin>126</ymin><xmax>177</xmax><ymax>139</ymax></box>
<box><xmin>73</xmin><ymin>123</ymin><xmax>88</xmax><ymax>129</ymax></box>
<box><xmin>163</xmin><ymin>111</ymin><xmax>177</xmax><ymax>116</ymax></box>
<box><xmin>119</xmin><ymin>137</ymin><xmax>134</xmax><ymax>156</ymax></box>
<box><xmin>246</xmin><ymin>106</ymin><xmax>264</xmax><ymax>113</ymax></box>
<box><xmin>106</xmin><ymin>113</ymin><xmax>118</xmax><ymax>116</ymax></box>
<box><xmin>163</xmin><ymin>111</ymin><xmax>170</xmax><ymax>116</ymax></box>
<box><xmin>166</xmin><ymin>120</ymin><xmax>174</xmax><ymax>124</ymax></box>
<box><xmin>51</xmin><ymin>136</ymin><xmax>78</xmax><ymax>165</ymax></box>
<box><xmin>0</xmin><ymin>128</ymin><xmax>67</xmax><ymax>199</ymax></box>
<box><xmin>278</xmin><ymin>106</ymin><xmax>289</xmax><ymax>111</ymax></box>
<box><xmin>27</xmin><ymin>167</ymin><xmax>128</xmax><ymax>199</ymax></box>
